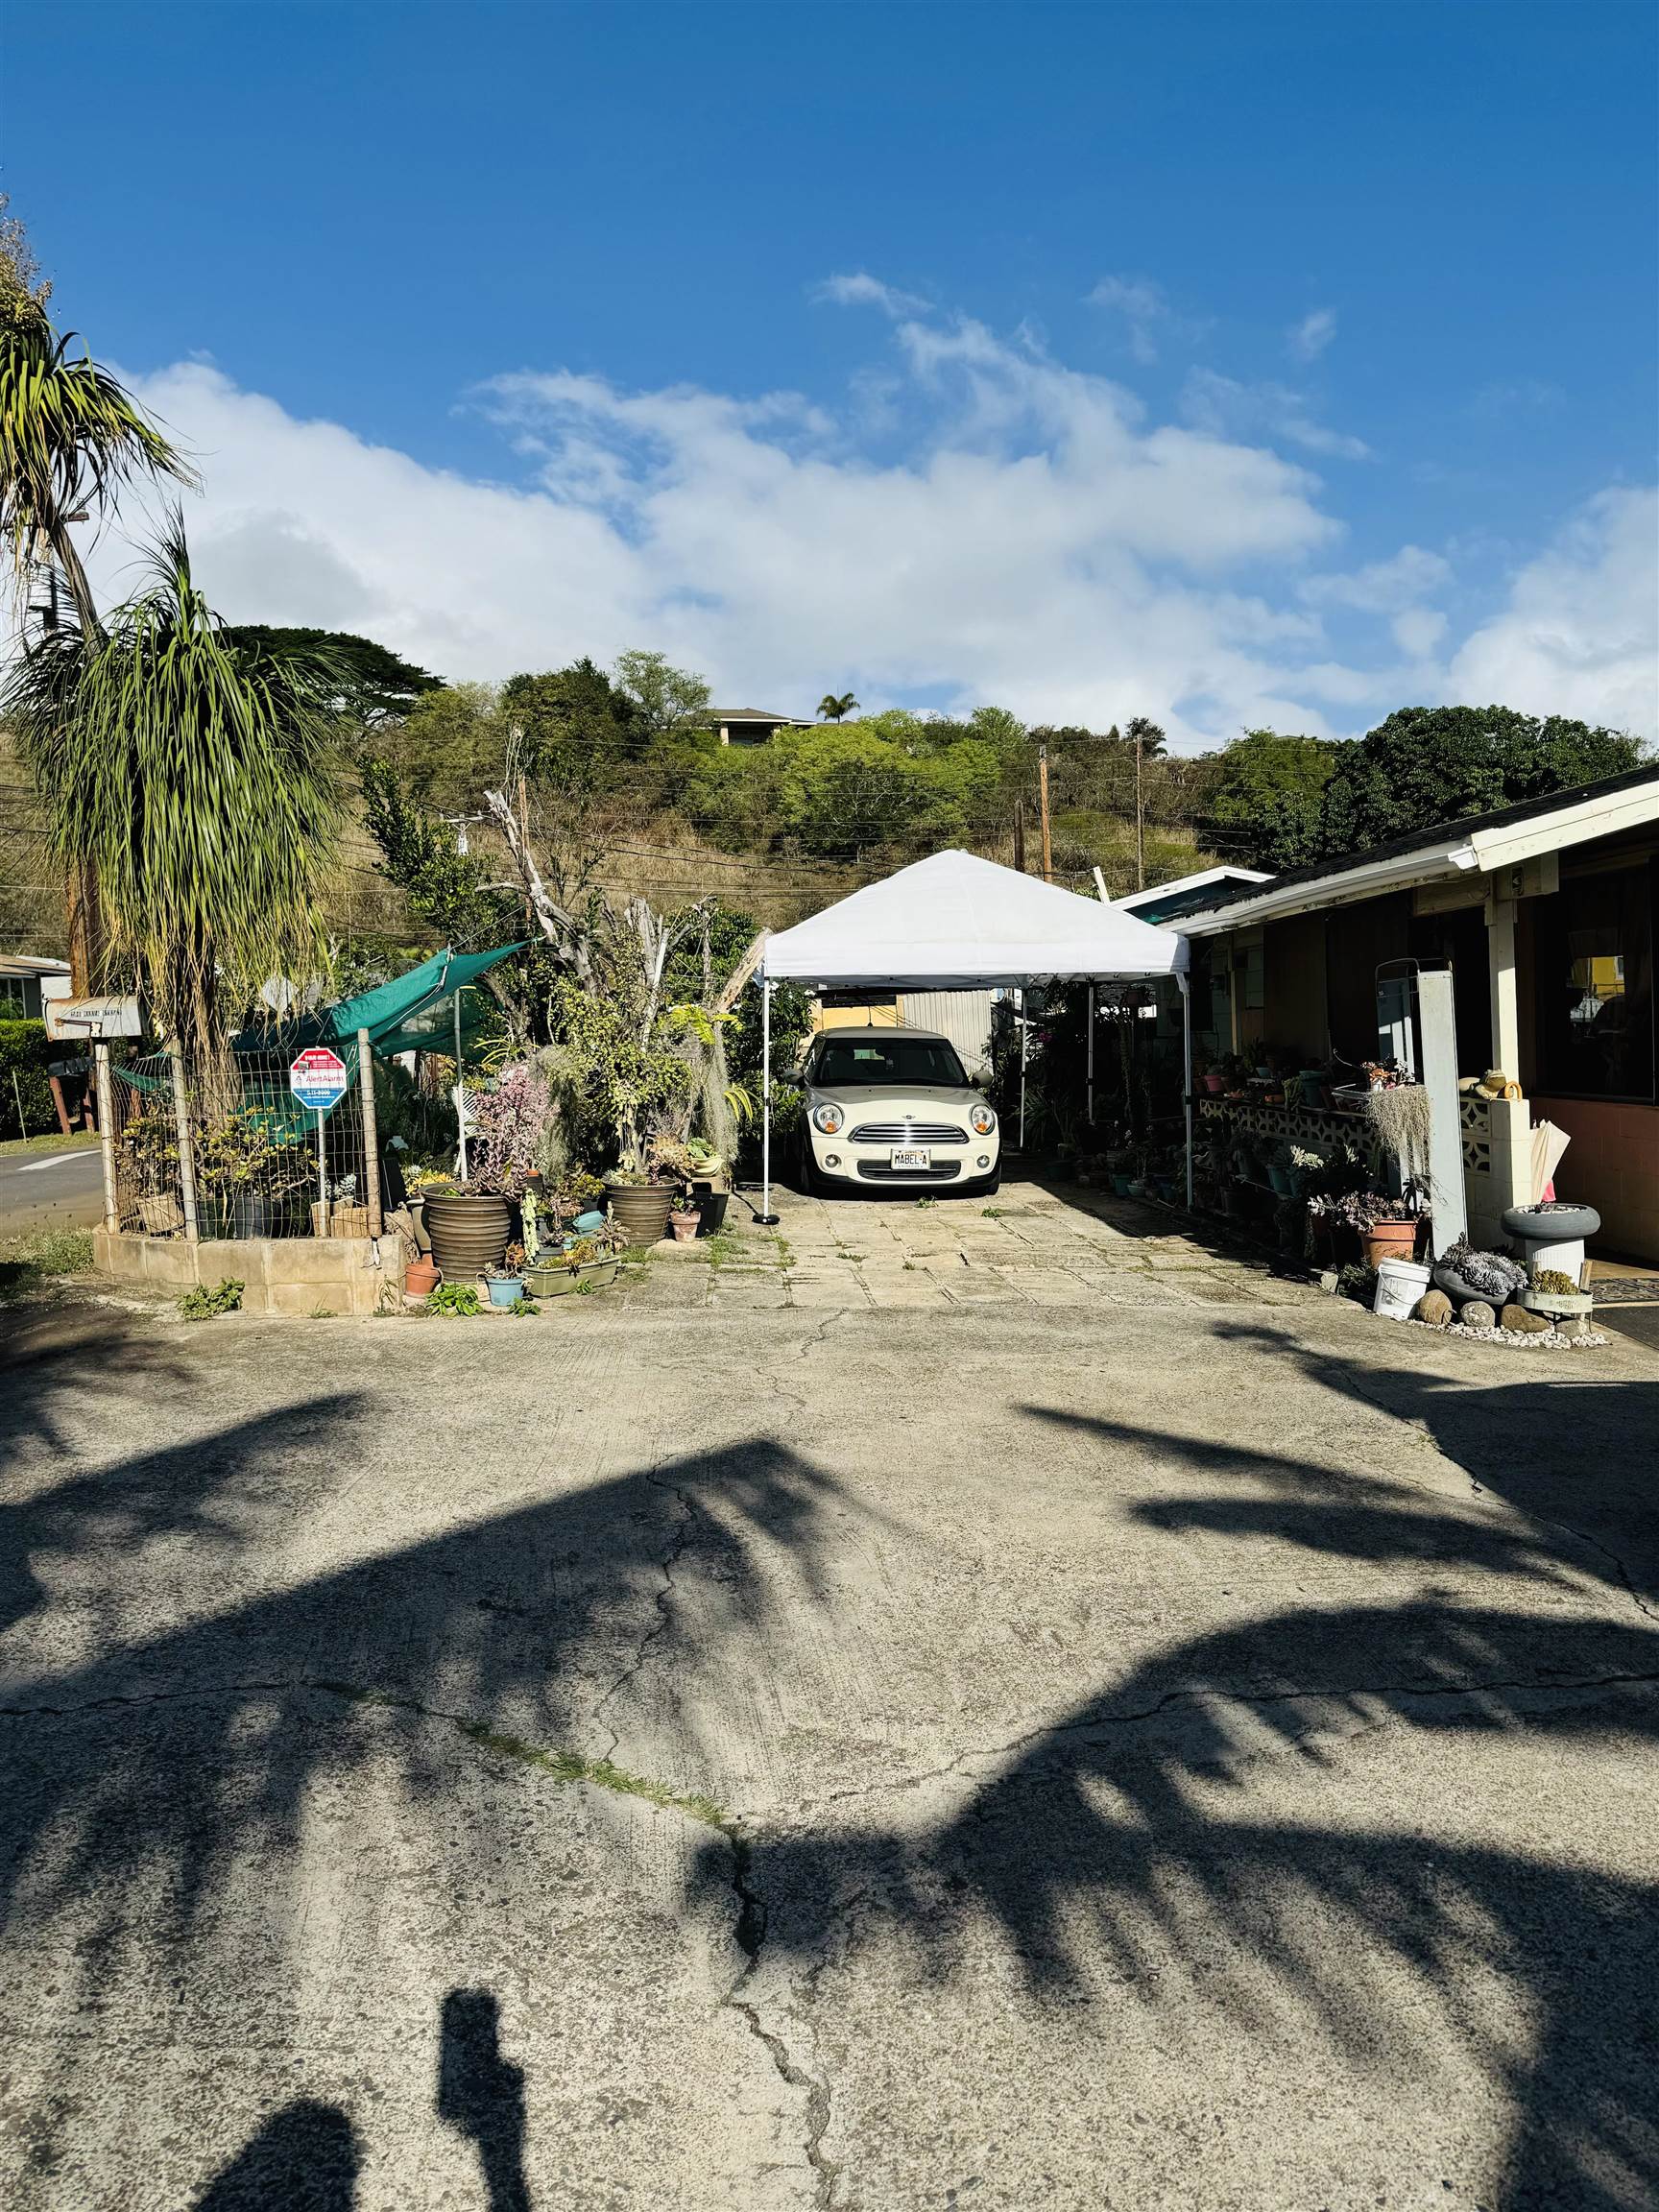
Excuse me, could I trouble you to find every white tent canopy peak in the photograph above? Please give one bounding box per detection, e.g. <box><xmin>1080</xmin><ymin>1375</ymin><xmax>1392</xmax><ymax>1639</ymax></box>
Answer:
<box><xmin>759</xmin><ymin>850</ymin><xmax>1190</xmax><ymax>987</ymax></box>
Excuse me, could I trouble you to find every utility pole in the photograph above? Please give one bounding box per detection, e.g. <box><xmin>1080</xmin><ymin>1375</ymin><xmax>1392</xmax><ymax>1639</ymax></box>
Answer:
<box><xmin>1038</xmin><ymin>744</ymin><xmax>1053</xmax><ymax>884</ymax></box>
<box><xmin>1134</xmin><ymin>726</ymin><xmax>1145</xmax><ymax>892</ymax></box>
<box><xmin>1013</xmin><ymin>797</ymin><xmax>1026</xmax><ymax>874</ymax></box>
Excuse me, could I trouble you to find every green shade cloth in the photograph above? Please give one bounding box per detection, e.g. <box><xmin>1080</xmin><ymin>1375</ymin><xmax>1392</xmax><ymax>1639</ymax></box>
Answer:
<box><xmin>311</xmin><ymin>943</ymin><xmax>527</xmax><ymax>1058</ymax></box>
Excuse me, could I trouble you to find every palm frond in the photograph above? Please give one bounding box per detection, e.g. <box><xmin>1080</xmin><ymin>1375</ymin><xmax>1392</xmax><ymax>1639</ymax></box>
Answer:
<box><xmin>4</xmin><ymin>517</ymin><xmax>341</xmax><ymax>1073</ymax></box>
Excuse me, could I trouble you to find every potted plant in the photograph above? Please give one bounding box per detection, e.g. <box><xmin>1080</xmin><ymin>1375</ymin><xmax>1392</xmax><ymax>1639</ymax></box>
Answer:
<box><xmin>424</xmin><ymin>1062</ymin><xmax>550</xmax><ymax>1277</ymax></box>
<box><xmin>484</xmin><ymin>1241</ymin><xmax>528</xmax><ymax>1308</ymax></box>
<box><xmin>120</xmin><ymin>1106</ymin><xmax>184</xmax><ymax>1236</ymax></box>
<box><xmin>196</xmin><ymin>1107</ymin><xmax>311</xmax><ymax>1239</ymax></box>
<box><xmin>667</xmin><ymin>1198</ymin><xmax>701</xmax><ymax>1242</ymax></box>
<box><xmin>524</xmin><ymin>1224</ymin><xmax>629</xmax><ymax>1298</ymax></box>
<box><xmin>1335</xmin><ymin>1188</ymin><xmax>1427</xmax><ymax>1269</ymax></box>
<box><xmin>1521</xmin><ymin>1265</ymin><xmax>1596</xmax><ymax>1334</ymax></box>
<box><xmin>405</xmin><ymin>1254</ymin><xmax>441</xmax><ymax>1297</ymax></box>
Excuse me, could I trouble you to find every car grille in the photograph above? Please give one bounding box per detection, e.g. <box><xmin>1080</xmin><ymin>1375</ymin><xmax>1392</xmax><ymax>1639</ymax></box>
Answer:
<box><xmin>856</xmin><ymin>1160</ymin><xmax>963</xmax><ymax>1181</ymax></box>
<box><xmin>849</xmin><ymin>1121</ymin><xmax>970</xmax><ymax>1142</ymax></box>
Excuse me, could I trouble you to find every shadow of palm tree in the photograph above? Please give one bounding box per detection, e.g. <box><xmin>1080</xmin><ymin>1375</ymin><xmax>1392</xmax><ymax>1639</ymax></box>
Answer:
<box><xmin>192</xmin><ymin>2099</ymin><xmax>359</xmax><ymax>2209</ymax></box>
<box><xmin>707</xmin><ymin>1398</ymin><xmax>1659</xmax><ymax>2209</ymax></box>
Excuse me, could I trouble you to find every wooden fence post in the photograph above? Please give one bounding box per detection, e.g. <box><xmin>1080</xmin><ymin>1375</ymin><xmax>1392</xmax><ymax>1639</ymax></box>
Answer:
<box><xmin>169</xmin><ymin>1045</ymin><xmax>201</xmax><ymax>1244</ymax></box>
<box><xmin>94</xmin><ymin>1042</ymin><xmax>119</xmax><ymax>1233</ymax></box>
<box><xmin>358</xmin><ymin>1028</ymin><xmax>381</xmax><ymax>1238</ymax></box>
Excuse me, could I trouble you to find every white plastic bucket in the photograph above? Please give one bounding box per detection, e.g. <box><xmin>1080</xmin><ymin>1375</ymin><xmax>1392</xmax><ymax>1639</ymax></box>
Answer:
<box><xmin>1374</xmin><ymin>1256</ymin><xmax>1431</xmax><ymax>1322</ymax></box>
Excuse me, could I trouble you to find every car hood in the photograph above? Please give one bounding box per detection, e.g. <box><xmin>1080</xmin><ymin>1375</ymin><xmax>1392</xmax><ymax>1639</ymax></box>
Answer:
<box><xmin>805</xmin><ymin>1081</ymin><xmax>987</xmax><ymax>1118</ymax></box>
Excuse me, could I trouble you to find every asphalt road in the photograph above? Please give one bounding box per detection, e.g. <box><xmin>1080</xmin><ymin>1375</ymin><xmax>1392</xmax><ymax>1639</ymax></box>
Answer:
<box><xmin>2</xmin><ymin>1194</ymin><xmax>1656</xmax><ymax>2210</ymax></box>
<box><xmin>0</xmin><ymin>1144</ymin><xmax>103</xmax><ymax>1236</ymax></box>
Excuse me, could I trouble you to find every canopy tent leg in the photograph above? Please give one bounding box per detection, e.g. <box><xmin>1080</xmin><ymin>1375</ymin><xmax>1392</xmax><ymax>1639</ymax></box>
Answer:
<box><xmin>453</xmin><ymin>985</ymin><xmax>469</xmax><ymax>1183</ymax></box>
<box><xmin>1018</xmin><ymin>989</ymin><xmax>1028</xmax><ymax>1150</ymax></box>
<box><xmin>756</xmin><ymin>978</ymin><xmax>780</xmax><ymax>1226</ymax></box>
<box><xmin>1086</xmin><ymin>985</ymin><xmax>1095</xmax><ymax>1126</ymax></box>
<box><xmin>1178</xmin><ymin>972</ymin><xmax>1193</xmax><ymax>1209</ymax></box>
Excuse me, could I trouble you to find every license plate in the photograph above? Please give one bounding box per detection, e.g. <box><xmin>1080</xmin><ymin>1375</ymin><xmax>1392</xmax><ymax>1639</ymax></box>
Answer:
<box><xmin>890</xmin><ymin>1147</ymin><xmax>931</xmax><ymax>1170</ymax></box>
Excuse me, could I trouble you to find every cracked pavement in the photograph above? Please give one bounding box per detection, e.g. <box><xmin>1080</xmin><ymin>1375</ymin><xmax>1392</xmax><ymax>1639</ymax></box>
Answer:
<box><xmin>2</xmin><ymin>1178</ymin><xmax>1657</xmax><ymax>2209</ymax></box>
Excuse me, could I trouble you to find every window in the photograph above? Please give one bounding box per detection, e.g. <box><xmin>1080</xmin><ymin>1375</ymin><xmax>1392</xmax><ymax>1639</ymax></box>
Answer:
<box><xmin>811</xmin><ymin>1037</ymin><xmax>970</xmax><ymax>1088</ymax></box>
<box><xmin>1534</xmin><ymin>864</ymin><xmax>1655</xmax><ymax>1101</ymax></box>
<box><xmin>0</xmin><ymin>980</ymin><xmax>31</xmax><ymax>1021</ymax></box>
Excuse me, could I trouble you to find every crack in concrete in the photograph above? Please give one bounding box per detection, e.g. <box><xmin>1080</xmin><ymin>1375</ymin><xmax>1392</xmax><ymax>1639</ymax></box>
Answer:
<box><xmin>725</xmin><ymin>1825</ymin><xmax>841</xmax><ymax>2210</ymax></box>
<box><xmin>791</xmin><ymin>1662</ymin><xmax>1659</xmax><ymax>1816</ymax></box>
<box><xmin>589</xmin><ymin>1468</ymin><xmax>699</xmax><ymax>1763</ymax></box>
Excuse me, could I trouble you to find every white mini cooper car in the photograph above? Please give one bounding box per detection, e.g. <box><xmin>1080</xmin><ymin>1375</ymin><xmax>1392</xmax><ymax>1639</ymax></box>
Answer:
<box><xmin>795</xmin><ymin>1025</ymin><xmax>1000</xmax><ymax>1196</ymax></box>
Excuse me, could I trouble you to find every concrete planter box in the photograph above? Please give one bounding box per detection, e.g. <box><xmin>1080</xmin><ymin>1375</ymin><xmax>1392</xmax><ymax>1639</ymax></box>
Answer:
<box><xmin>94</xmin><ymin>1227</ymin><xmax>407</xmax><ymax>1316</ymax></box>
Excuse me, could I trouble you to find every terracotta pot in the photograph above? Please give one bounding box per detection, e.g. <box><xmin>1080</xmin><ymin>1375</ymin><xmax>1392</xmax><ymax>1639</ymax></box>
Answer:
<box><xmin>605</xmin><ymin>1182</ymin><xmax>675</xmax><ymax>1246</ymax></box>
<box><xmin>422</xmin><ymin>1191</ymin><xmax>515</xmax><ymax>1276</ymax></box>
<box><xmin>1360</xmin><ymin>1218</ymin><xmax>1419</xmax><ymax>1268</ymax></box>
<box><xmin>405</xmin><ymin>1257</ymin><xmax>440</xmax><ymax>1296</ymax></box>
<box><xmin>668</xmin><ymin>1209</ymin><xmax>700</xmax><ymax>1243</ymax></box>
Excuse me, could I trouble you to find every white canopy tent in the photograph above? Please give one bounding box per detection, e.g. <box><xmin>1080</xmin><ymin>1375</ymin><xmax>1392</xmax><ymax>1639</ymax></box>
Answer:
<box><xmin>754</xmin><ymin>850</ymin><xmax>1191</xmax><ymax>1221</ymax></box>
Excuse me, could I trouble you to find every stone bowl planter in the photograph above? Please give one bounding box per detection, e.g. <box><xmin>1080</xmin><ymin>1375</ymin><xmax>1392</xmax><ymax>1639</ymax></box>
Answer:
<box><xmin>1433</xmin><ymin>1260</ymin><xmax>1525</xmax><ymax>1310</ymax></box>
<box><xmin>1502</xmin><ymin>1202</ymin><xmax>1599</xmax><ymax>1244</ymax></box>
<box><xmin>422</xmin><ymin>1191</ymin><xmax>514</xmax><ymax>1277</ymax></box>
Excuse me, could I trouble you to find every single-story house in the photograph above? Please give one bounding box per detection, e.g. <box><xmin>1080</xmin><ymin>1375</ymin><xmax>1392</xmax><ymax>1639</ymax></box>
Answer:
<box><xmin>1174</xmin><ymin>765</ymin><xmax>1659</xmax><ymax>1262</ymax></box>
<box><xmin>0</xmin><ymin>954</ymin><xmax>70</xmax><ymax>1022</ymax></box>
<box><xmin>712</xmin><ymin>707</ymin><xmax>816</xmax><ymax>747</ymax></box>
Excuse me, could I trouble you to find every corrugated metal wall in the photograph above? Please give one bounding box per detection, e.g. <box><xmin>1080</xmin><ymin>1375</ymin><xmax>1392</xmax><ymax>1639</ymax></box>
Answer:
<box><xmin>899</xmin><ymin>990</ymin><xmax>995</xmax><ymax>1077</ymax></box>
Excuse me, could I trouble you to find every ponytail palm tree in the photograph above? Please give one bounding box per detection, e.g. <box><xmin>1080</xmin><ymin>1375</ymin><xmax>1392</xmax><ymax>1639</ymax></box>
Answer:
<box><xmin>1</xmin><ymin>264</ymin><xmax>193</xmax><ymax>981</ymax></box>
<box><xmin>5</xmin><ymin>523</ymin><xmax>343</xmax><ymax>1091</ymax></box>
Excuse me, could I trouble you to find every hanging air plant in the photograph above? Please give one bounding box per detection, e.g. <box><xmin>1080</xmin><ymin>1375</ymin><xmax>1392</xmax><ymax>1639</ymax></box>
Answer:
<box><xmin>1365</xmin><ymin>1081</ymin><xmax>1432</xmax><ymax>1186</ymax></box>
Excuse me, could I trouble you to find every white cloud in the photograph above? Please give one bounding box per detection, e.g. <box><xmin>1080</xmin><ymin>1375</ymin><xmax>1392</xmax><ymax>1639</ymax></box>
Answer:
<box><xmin>1288</xmin><ymin>307</ymin><xmax>1337</xmax><ymax>362</ymax></box>
<box><xmin>85</xmin><ymin>299</ymin><xmax>1655</xmax><ymax>750</ymax></box>
<box><xmin>1449</xmin><ymin>488</ymin><xmax>1659</xmax><ymax>736</ymax></box>
<box><xmin>814</xmin><ymin>272</ymin><xmax>929</xmax><ymax>318</ymax></box>
<box><xmin>1087</xmin><ymin>275</ymin><xmax>1175</xmax><ymax>365</ymax></box>
<box><xmin>1181</xmin><ymin>369</ymin><xmax>1370</xmax><ymax>461</ymax></box>
<box><xmin>1301</xmin><ymin>545</ymin><xmax>1452</xmax><ymax>613</ymax></box>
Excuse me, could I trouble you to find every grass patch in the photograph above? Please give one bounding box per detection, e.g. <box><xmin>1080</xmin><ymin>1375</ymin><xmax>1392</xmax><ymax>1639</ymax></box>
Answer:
<box><xmin>179</xmin><ymin>1275</ymin><xmax>245</xmax><ymax>1321</ymax></box>
<box><xmin>981</xmin><ymin>1206</ymin><xmax>1007</xmax><ymax>1218</ymax></box>
<box><xmin>0</xmin><ymin>1131</ymin><xmax>101</xmax><ymax>1159</ymax></box>
<box><xmin>325</xmin><ymin>1682</ymin><xmax>733</xmax><ymax>1834</ymax></box>
<box><xmin>0</xmin><ymin>1226</ymin><xmax>95</xmax><ymax>1303</ymax></box>
<box><xmin>703</xmin><ymin>1229</ymin><xmax>744</xmax><ymax>1269</ymax></box>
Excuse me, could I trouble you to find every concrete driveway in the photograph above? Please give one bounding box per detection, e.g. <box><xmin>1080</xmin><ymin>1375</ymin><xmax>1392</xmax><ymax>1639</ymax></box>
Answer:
<box><xmin>2</xmin><ymin>1181</ymin><xmax>1656</xmax><ymax>2210</ymax></box>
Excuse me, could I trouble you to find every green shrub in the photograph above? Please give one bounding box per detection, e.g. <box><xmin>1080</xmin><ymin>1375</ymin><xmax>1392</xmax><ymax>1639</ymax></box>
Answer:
<box><xmin>0</xmin><ymin>1021</ymin><xmax>55</xmax><ymax>1139</ymax></box>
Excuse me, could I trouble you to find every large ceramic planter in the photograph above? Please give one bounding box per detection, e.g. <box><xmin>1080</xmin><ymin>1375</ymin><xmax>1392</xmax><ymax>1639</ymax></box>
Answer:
<box><xmin>605</xmin><ymin>1182</ymin><xmax>675</xmax><ymax>1246</ymax></box>
<box><xmin>524</xmin><ymin>1258</ymin><xmax>621</xmax><ymax>1298</ymax></box>
<box><xmin>422</xmin><ymin>1191</ymin><xmax>514</xmax><ymax>1276</ymax></box>
<box><xmin>1360</xmin><ymin>1218</ymin><xmax>1419</xmax><ymax>1269</ymax></box>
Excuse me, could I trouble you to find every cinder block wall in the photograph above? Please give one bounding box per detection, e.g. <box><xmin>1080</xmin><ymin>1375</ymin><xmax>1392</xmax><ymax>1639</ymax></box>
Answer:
<box><xmin>93</xmin><ymin>1230</ymin><xmax>409</xmax><ymax>1314</ymax></box>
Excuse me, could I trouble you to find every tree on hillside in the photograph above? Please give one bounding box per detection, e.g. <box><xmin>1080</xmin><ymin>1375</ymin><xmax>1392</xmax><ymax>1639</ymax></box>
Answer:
<box><xmin>222</xmin><ymin>625</ymin><xmax>442</xmax><ymax>734</ymax></box>
<box><xmin>1204</xmin><ymin>728</ymin><xmax>1340</xmax><ymax>873</ymax></box>
<box><xmin>1317</xmin><ymin>706</ymin><xmax>1647</xmax><ymax>858</ymax></box>
<box><xmin>378</xmin><ymin>680</ymin><xmax>507</xmax><ymax>807</ymax></box>
<box><xmin>818</xmin><ymin>690</ymin><xmax>858</xmax><ymax>721</ymax></box>
<box><xmin>502</xmin><ymin>660</ymin><xmax>637</xmax><ymax>794</ymax></box>
<box><xmin>1124</xmin><ymin>715</ymin><xmax>1167</xmax><ymax>762</ymax></box>
<box><xmin>613</xmin><ymin>649</ymin><xmax>712</xmax><ymax>744</ymax></box>
<box><xmin>4</xmin><ymin>524</ymin><xmax>342</xmax><ymax>1090</ymax></box>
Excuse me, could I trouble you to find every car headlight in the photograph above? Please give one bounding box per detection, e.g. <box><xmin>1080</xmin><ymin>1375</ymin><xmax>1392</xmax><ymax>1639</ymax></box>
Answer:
<box><xmin>971</xmin><ymin>1103</ymin><xmax>997</xmax><ymax>1135</ymax></box>
<box><xmin>811</xmin><ymin>1102</ymin><xmax>844</xmax><ymax>1135</ymax></box>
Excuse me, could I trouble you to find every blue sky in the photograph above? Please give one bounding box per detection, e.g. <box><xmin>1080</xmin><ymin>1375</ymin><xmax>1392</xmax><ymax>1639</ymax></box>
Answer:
<box><xmin>8</xmin><ymin>1</ymin><xmax>1656</xmax><ymax>743</ymax></box>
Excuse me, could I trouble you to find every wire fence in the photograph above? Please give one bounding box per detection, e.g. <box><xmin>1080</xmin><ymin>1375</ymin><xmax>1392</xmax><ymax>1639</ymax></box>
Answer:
<box><xmin>107</xmin><ymin>1045</ymin><xmax>376</xmax><ymax>1241</ymax></box>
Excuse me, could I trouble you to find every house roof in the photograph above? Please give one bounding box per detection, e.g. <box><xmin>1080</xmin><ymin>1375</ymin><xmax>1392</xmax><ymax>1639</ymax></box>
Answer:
<box><xmin>0</xmin><ymin>954</ymin><xmax>70</xmax><ymax>979</ymax></box>
<box><xmin>711</xmin><ymin>706</ymin><xmax>811</xmax><ymax>723</ymax></box>
<box><xmin>1175</xmin><ymin>764</ymin><xmax>1659</xmax><ymax>936</ymax></box>
<box><xmin>1115</xmin><ymin>865</ymin><xmax>1272</xmax><ymax>922</ymax></box>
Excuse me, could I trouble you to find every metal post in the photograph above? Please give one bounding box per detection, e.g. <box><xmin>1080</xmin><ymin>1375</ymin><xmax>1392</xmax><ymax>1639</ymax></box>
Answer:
<box><xmin>316</xmin><ymin>1108</ymin><xmax>327</xmax><ymax>1232</ymax></box>
<box><xmin>357</xmin><ymin>1026</ymin><xmax>381</xmax><ymax>1238</ymax></box>
<box><xmin>1086</xmin><ymin>985</ymin><xmax>1095</xmax><ymax>1127</ymax></box>
<box><xmin>1018</xmin><ymin>989</ymin><xmax>1027</xmax><ymax>1151</ymax></box>
<box><xmin>94</xmin><ymin>1041</ymin><xmax>118</xmax><ymax>1232</ymax></box>
<box><xmin>452</xmin><ymin>984</ymin><xmax>469</xmax><ymax>1183</ymax></box>
<box><xmin>169</xmin><ymin>1045</ymin><xmax>200</xmax><ymax>1244</ymax></box>
<box><xmin>756</xmin><ymin>977</ymin><xmax>780</xmax><ymax>1225</ymax></box>
<box><xmin>1178</xmin><ymin>972</ymin><xmax>1194</xmax><ymax>1210</ymax></box>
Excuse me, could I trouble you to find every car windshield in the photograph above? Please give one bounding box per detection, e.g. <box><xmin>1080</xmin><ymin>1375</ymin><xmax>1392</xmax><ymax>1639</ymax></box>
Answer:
<box><xmin>812</xmin><ymin>1038</ymin><xmax>970</xmax><ymax>1088</ymax></box>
